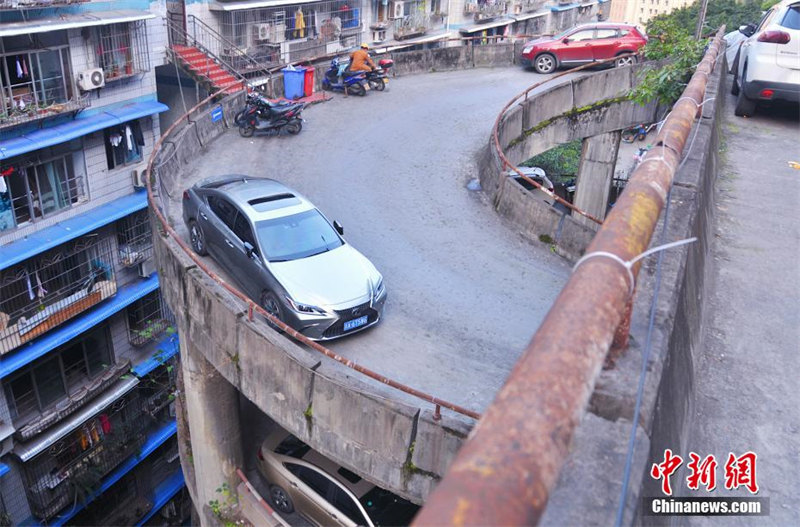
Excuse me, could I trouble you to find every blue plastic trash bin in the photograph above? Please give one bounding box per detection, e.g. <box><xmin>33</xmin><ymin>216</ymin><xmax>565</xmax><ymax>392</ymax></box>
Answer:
<box><xmin>282</xmin><ymin>66</ymin><xmax>306</xmax><ymax>100</ymax></box>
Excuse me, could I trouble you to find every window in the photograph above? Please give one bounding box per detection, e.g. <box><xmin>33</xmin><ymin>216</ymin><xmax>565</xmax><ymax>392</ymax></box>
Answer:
<box><xmin>0</xmin><ymin>234</ymin><xmax>116</xmax><ymax>355</ymax></box>
<box><xmin>781</xmin><ymin>5</ymin><xmax>800</xmax><ymax>30</ymax></box>
<box><xmin>0</xmin><ymin>32</ymin><xmax>73</xmax><ymax>119</ymax></box>
<box><xmin>233</xmin><ymin>213</ymin><xmax>257</xmax><ymax>249</ymax></box>
<box><xmin>331</xmin><ymin>486</ymin><xmax>369</xmax><ymax>526</ymax></box>
<box><xmin>104</xmin><ymin>120</ymin><xmax>144</xmax><ymax>170</ymax></box>
<box><xmin>0</xmin><ymin>140</ymin><xmax>86</xmax><ymax>231</ymax></box>
<box><xmin>3</xmin><ymin>325</ymin><xmax>113</xmax><ymax>425</ymax></box>
<box><xmin>596</xmin><ymin>29</ymin><xmax>618</xmax><ymax>39</ymax></box>
<box><xmin>569</xmin><ymin>30</ymin><xmax>595</xmax><ymax>41</ymax></box>
<box><xmin>289</xmin><ymin>464</ymin><xmax>333</xmax><ymax>498</ymax></box>
<box><xmin>207</xmin><ymin>196</ymin><xmax>238</xmax><ymax>230</ymax></box>
<box><xmin>116</xmin><ymin>209</ymin><xmax>153</xmax><ymax>267</ymax></box>
<box><xmin>93</xmin><ymin>21</ymin><xmax>150</xmax><ymax>81</ymax></box>
<box><xmin>126</xmin><ymin>290</ymin><xmax>174</xmax><ymax>347</ymax></box>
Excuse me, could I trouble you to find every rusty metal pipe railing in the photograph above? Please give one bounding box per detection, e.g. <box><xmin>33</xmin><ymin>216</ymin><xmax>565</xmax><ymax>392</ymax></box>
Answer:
<box><xmin>413</xmin><ymin>28</ymin><xmax>725</xmax><ymax>526</ymax></box>
<box><xmin>145</xmin><ymin>83</ymin><xmax>481</xmax><ymax>422</ymax></box>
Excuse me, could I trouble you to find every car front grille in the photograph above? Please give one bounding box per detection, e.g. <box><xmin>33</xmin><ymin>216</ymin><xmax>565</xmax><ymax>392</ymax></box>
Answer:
<box><xmin>324</xmin><ymin>301</ymin><xmax>377</xmax><ymax>339</ymax></box>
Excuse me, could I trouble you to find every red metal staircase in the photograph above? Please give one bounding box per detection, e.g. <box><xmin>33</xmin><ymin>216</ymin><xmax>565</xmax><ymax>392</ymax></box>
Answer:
<box><xmin>170</xmin><ymin>45</ymin><xmax>244</xmax><ymax>94</ymax></box>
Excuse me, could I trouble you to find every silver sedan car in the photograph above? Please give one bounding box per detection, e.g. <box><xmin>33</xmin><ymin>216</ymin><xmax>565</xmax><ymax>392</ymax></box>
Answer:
<box><xmin>182</xmin><ymin>175</ymin><xmax>386</xmax><ymax>340</ymax></box>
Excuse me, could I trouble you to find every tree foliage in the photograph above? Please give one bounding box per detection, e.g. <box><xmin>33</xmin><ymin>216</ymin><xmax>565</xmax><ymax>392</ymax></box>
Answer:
<box><xmin>648</xmin><ymin>0</ymin><xmax>767</xmax><ymax>36</ymax></box>
<box><xmin>521</xmin><ymin>140</ymin><xmax>582</xmax><ymax>179</ymax></box>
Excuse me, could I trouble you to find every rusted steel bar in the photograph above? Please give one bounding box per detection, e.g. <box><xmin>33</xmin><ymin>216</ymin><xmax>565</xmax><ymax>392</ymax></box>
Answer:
<box><xmin>608</xmin><ymin>296</ymin><xmax>634</xmax><ymax>368</ymax></box>
<box><xmin>413</xmin><ymin>28</ymin><xmax>725</xmax><ymax>527</ymax></box>
<box><xmin>145</xmin><ymin>87</ymin><xmax>481</xmax><ymax>422</ymax></box>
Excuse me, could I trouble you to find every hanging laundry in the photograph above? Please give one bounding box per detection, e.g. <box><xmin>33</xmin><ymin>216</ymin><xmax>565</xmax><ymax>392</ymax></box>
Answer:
<box><xmin>22</xmin><ymin>57</ymin><xmax>28</xmax><ymax>76</ymax></box>
<box><xmin>24</xmin><ymin>269</ymin><xmax>34</xmax><ymax>301</ymax></box>
<box><xmin>109</xmin><ymin>133</ymin><xmax>122</xmax><ymax>147</ymax></box>
<box><xmin>79</xmin><ymin>428</ymin><xmax>90</xmax><ymax>450</ymax></box>
<box><xmin>89</xmin><ymin>421</ymin><xmax>100</xmax><ymax>442</ymax></box>
<box><xmin>125</xmin><ymin>124</ymin><xmax>134</xmax><ymax>151</ymax></box>
<box><xmin>0</xmin><ymin>174</ymin><xmax>6</xmax><ymax>194</ymax></box>
<box><xmin>35</xmin><ymin>270</ymin><xmax>47</xmax><ymax>299</ymax></box>
<box><xmin>99</xmin><ymin>413</ymin><xmax>111</xmax><ymax>434</ymax></box>
<box><xmin>15</xmin><ymin>58</ymin><xmax>22</xmax><ymax>78</ymax></box>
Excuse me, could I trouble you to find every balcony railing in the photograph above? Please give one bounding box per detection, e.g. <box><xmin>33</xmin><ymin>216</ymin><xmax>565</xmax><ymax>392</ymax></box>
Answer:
<box><xmin>0</xmin><ymin>235</ymin><xmax>117</xmax><ymax>355</ymax></box>
<box><xmin>393</xmin><ymin>13</ymin><xmax>433</xmax><ymax>40</ymax></box>
<box><xmin>0</xmin><ymin>0</ymin><xmax>88</xmax><ymax>8</ymax></box>
<box><xmin>0</xmin><ymin>95</ymin><xmax>90</xmax><ymax>131</ymax></box>
<box><xmin>511</xmin><ymin>0</ymin><xmax>546</xmax><ymax>14</ymax></box>
<box><xmin>464</xmin><ymin>0</ymin><xmax>509</xmax><ymax>22</ymax></box>
<box><xmin>20</xmin><ymin>376</ymin><xmax>175</xmax><ymax>522</ymax></box>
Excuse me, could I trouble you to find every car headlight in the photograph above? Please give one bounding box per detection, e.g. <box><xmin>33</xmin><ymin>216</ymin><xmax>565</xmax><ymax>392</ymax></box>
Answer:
<box><xmin>522</xmin><ymin>45</ymin><xmax>534</xmax><ymax>55</ymax></box>
<box><xmin>284</xmin><ymin>296</ymin><xmax>328</xmax><ymax>316</ymax></box>
<box><xmin>373</xmin><ymin>278</ymin><xmax>386</xmax><ymax>299</ymax></box>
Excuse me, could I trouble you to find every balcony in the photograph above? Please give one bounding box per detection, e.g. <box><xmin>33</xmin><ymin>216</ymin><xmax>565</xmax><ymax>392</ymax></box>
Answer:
<box><xmin>0</xmin><ymin>96</ymin><xmax>90</xmax><ymax>131</ymax></box>
<box><xmin>0</xmin><ymin>235</ymin><xmax>117</xmax><ymax>355</ymax></box>
<box><xmin>0</xmin><ymin>0</ymin><xmax>88</xmax><ymax>8</ymax></box>
<box><xmin>464</xmin><ymin>0</ymin><xmax>509</xmax><ymax>22</ymax></box>
<box><xmin>393</xmin><ymin>13</ymin><xmax>436</xmax><ymax>40</ymax></box>
<box><xmin>17</xmin><ymin>374</ymin><xmax>176</xmax><ymax>522</ymax></box>
<box><xmin>511</xmin><ymin>0</ymin><xmax>546</xmax><ymax>14</ymax></box>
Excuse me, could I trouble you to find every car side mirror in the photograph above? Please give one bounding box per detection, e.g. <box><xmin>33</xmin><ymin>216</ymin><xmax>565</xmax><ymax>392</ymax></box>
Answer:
<box><xmin>562</xmin><ymin>38</ymin><xmax>571</xmax><ymax>44</ymax></box>
<box><xmin>243</xmin><ymin>241</ymin><xmax>256</xmax><ymax>258</ymax></box>
<box><xmin>333</xmin><ymin>221</ymin><xmax>344</xmax><ymax>236</ymax></box>
<box><xmin>739</xmin><ymin>23</ymin><xmax>756</xmax><ymax>37</ymax></box>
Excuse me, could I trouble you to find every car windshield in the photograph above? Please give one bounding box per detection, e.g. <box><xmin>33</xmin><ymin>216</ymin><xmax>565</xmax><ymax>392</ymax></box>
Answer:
<box><xmin>360</xmin><ymin>487</ymin><xmax>420</xmax><ymax>526</ymax></box>
<box><xmin>256</xmin><ymin>209</ymin><xmax>343</xmax><ymax>262</ymax></box>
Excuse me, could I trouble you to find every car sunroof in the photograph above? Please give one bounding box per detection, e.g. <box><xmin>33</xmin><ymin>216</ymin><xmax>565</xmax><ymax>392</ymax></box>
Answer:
<box><xmin>248</xmin><ymin>193</ymin><xmax>300</xmax><ymax>212</ymax></box>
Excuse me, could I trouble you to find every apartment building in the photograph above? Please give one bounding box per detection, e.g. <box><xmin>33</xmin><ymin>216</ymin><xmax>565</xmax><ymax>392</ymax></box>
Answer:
<box><xmin>0</xmin><ymin>1</ymin><xmax>190</xmax><ymax>525</ymax></box>
<box><xmin>160</xmin><ymin>0</ymin><xmax>599</xmax><ymax>87</ymax></box>
<box><xmin>608</xmin><ymin>0</ymin><xmax>693</xmax><ymax>26</ymax></box>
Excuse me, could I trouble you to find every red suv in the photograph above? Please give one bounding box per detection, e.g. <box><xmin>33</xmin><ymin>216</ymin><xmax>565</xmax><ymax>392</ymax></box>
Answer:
<box><xmin>521</xmin><ymin>23</ymin><xmax>648</xmax><ymax>74</ymax></box>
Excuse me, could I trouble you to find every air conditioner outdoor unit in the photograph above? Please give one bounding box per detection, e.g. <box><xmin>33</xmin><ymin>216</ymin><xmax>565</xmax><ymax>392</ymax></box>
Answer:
<box><xmin>138</xmin><ymin>259</ymin><xmax>156</xmax><ymax>278</ymax></box>
<box><xmin>391</xmin><ymin>1</ymin><xmax>405</xmax><ymax>19</ymax></box>
<box><xmin>257</xmin><ymin>23</ymin><xmax>271</xmax><ymax>41</ymax></box>
<box><xmin>78</xmin><ymin>68</ymin><xmax>105</xmax><ymax>91</ymax></box>
<box><xmin>132</xmin><ymin>168</ymin><xmax>146</xmax><ymax>189</ymax></box>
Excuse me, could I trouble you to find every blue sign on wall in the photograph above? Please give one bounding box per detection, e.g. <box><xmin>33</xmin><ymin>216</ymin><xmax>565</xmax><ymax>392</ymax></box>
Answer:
<box><xmin>210</xmin><ymin>105</ymin><xmax>223</xmax><ymax>123</ymax></box>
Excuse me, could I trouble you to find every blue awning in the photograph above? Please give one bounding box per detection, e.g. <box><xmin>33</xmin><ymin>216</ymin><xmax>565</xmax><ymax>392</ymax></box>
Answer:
<box><xmin>136</xmin><ymin>469</ymin><xmax>186</xmax><ymax>526</ymax></box>
<box><xmin>39</xmin><ymin>420</ymin><xmax>178</xmax><ymax>527</ymax></box>
<box><xmin>0</xmin><ymin>191</ymin><xmax>147</xmax><ymax>271</ymax></box>
<box><xmin>0</xmin><ymin>462</ymin><xmax>9</xmax><ymax>477</ymax></box>
<box><xmin>550</xmin><ymin>2</ymin><xmax>579</xmax><ymax>11</ymax></box>
<box><xmin>0</xmin><ymin>100</ymin><xmax>168</xmax><ymax>160</ymax></box>
<box><xmin>0</xmin><ymin>273</ymin><xmax>159</xmax><ymax>379</ymax></box>
<box><xmin>132</xmin><ymin>334</ymin><xmax>180</xmax><ymax>378</ymax></box>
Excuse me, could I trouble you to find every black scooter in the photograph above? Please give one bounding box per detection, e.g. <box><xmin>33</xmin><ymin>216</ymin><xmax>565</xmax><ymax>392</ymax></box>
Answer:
<box><xmin>234</xmin><ymin>93</ymin><xmax>304</xmax><ymax>137</ymax></box>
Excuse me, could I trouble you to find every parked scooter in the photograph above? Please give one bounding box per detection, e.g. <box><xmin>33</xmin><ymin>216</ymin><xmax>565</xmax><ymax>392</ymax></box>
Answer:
<box><xmin>321</xmin><ymin>58</ymin><xmax>370</xmax><ymax>96</ymax></box>
<box><xmin>365</xmin><ymin>58</ymin><xmax>394</xmax><ymax>91</ymax></box>
<box><xmin>234</xmin><ymin>93</ymin><xmax>304</xmax><ymax>137</ymax></box>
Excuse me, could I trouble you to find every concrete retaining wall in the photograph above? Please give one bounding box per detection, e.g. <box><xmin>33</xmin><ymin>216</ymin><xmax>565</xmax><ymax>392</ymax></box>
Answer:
<box><xmin>153</xmin><ymin>44</ymin><xmax>726</xmax><ymax>525</ymax></box>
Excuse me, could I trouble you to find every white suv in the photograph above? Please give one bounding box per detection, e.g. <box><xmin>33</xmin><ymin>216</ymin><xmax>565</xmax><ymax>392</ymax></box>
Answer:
<box><xmin>731</xmin><ymin>0</ymin><xmax>800</xmax><ymax>117</ymax></box>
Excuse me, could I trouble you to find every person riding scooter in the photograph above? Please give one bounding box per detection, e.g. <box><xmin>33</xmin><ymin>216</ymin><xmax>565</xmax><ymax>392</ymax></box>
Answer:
<box><xmin>349</xmin><ymin>42</ymin><xmax>376</xmax><ymax>73</ymax></box>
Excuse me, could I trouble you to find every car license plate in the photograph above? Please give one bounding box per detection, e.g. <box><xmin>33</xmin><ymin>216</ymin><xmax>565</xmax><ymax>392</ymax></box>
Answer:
<box><xmin>383</xmin><ymin>78</ymin><xmax>389</xmax><ymax>84</ymax></box>
<box><xmin>344</xmin><ymin>315</ymin><xmax>368</xmax><ymax>332</ymax></box>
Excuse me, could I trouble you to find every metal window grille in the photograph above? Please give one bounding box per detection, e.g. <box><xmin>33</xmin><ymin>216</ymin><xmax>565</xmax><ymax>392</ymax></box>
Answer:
<box><xmin>0</xmin><ymin>144</ymin><xmax>87</xmax><ymax>233</ymax></box>
<box><xmin>219</xmin><ymin>0</ymin><xmax>364</xmax><ymax>67</ymax></box>
<box><xmin>3</xmin><ymin>327</ymin><xmax>115</xmax><ymax>432</ymax></box>
<box><xmin>19</xmin><ymin>389</ymin><xmax>149</xmax><ymax>522</ymax></box>
<box><xmin>94</xmin><ymin>21</ymin><xmax>150</xmax><ymax>81</ymax></box>
<box><xmin>116</xmin><ymin>210</ymin><xmax>153</xmax><ymax>268</ymax></box>
<box><xmin>126</xmin><ymin>291</ymin><xmax>175</xmax><ymax>348</ymax></box>
<box><xmin>0</xmin><ymin>43</ymin><xmax>86</xmax><ymax>128</ymax></box>
<box><xmin>0</xmin><ymin>234</ymin><xmax>116</xmax><ymax>355</ymax></box>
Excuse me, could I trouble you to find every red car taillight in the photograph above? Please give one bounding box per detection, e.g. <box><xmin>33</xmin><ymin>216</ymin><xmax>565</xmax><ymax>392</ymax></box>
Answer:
<box><xmin>757</xmin><ymin>30</ymin><xmax>791</xmax><ymax>44</ymax></box>
<box><xmin>760</xmin><ymin>89</ymin><xmax>775</xmax><ymax>99</ymax></box>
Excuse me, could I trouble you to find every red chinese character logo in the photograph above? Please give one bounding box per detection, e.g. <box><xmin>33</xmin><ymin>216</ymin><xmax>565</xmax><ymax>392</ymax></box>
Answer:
<box><xmin>686</xmin><ymin>452</ymin><xmax>717</xmax><ymax>491</ymax></box>
<box><xmin>651</xmin><ymin>449</ymin><xmax>683</xmax><ymax>496</ymax></box>
<box><xmin>724</xmin><ymin>452</ymin><xmax>759</xmax><ymax>494</ymax></box>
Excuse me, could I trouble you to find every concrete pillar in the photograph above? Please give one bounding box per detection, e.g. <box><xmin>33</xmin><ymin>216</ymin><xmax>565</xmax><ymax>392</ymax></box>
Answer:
<box><xmin>573</xmin><ymin>131</ymin><xmax>622</xmax><ymax>229</ymax></box>
<box><xmin>182</xmin><ymin>338</ymin><xmax>244</xmax><ymax>526</ymax></box>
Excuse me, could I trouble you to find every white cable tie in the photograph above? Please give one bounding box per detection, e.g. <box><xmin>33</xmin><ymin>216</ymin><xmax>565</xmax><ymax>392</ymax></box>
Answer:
<box><xmin>573</xmin><ymin>238</ymin><xmax>698</xmax><ymax>297</ymax></box>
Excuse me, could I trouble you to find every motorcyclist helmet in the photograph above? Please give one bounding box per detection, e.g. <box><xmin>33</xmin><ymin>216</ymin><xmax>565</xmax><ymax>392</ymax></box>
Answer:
<box><xmin>360</xmin><ymin>43</ymin><xmax>369</xmax><ymax>49</ymax></box>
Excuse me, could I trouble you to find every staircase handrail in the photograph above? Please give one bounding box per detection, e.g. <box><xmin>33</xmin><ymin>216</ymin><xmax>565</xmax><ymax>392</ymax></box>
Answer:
<box><xmin>187</xmin><ymin>15</ymin><xmax>274</xmax><ymax>80</ymax></box>
<box><xmin>165</xmin><ymin>17</ymin><xmax>253</xmax><ymax>92</ymax></box>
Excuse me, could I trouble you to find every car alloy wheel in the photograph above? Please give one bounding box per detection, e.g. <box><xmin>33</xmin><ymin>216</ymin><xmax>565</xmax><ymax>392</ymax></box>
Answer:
<box><xmin>269</xmin><ymin>485</ymin><xmax>294</xmax><ymax>514</ymax></box>
<box><xmin>189</xmin><ymin>220</ymin><xmax>208</xmax><ymax>256</ymax></box>
<box><xmin>534</xmin><ymin>53</ymin><xmax>556</xmax><ymax>74</ymax></box>
<box><xmin>261</xmin><ymin>291</ymin><xmax>283</xmax><ymax>322</ymax></box>
<box><xmin>615</xmin><ymin>55</ymin><xmax>636</xmax><ymax>67</ymax></box>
